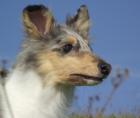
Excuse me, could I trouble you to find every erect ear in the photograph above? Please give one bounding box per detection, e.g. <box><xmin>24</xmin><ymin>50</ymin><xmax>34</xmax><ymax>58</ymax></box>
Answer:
<box><xmin>66</xmin><ymin>5</ymin><xmax>90</xmax><ymax>40</ymax></box>
<box><xmin>23</xmin><ymin>5</ymin><xmax>55</xmax><ymax>39</ymax></box>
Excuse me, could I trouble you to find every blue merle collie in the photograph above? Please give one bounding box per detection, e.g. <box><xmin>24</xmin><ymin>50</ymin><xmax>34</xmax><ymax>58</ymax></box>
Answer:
<box><xmin>0</xmin><ymin>4</ymin><xmax>111</xmax><ymax>118</ymax></box>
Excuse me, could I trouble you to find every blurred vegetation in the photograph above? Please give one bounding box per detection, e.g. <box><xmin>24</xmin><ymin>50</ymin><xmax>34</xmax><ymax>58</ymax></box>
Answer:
<box><xmin>69</xmin><ymin>67</ymin><xmax>140</xmax><ymax>118</ymax></box>
<box><xmin>70</xmin><ymin>113</ymin><xmax>139</xmax><ymax>118</ymax></box>
<box><xmin>0</xmin><ymin>59</ymin><xmax>8</xmax><ymax>78</ymax></box>
<box><xmin>0</xmin><ymin>59</ymin><xmax>140</xmax><ymax>117</ymax></box>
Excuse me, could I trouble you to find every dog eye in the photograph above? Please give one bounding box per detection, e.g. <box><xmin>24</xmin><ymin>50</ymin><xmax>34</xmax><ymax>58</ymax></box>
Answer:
<box><xmin>62</xmin><ymin>44</ymin><xmax>73</xmax><ymax>53</ymax></box>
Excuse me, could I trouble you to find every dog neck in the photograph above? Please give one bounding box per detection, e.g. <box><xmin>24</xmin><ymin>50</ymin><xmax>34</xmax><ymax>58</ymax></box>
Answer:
<box><xmin>4</xmin><ymin>69</ymin><xmax>74</xmax><ymax>118</ymax></box>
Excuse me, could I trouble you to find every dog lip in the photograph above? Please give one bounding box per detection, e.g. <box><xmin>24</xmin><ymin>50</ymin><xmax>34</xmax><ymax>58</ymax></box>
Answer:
<box><xmin>70</xmin><ymin>74</ymin><xmax>103</xmax><ymax>82</ymax></box>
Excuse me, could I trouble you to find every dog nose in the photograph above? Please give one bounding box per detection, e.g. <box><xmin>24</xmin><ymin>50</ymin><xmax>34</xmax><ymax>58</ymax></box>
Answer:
<box><xmin>98</xmin><ymin>61</ymin><xmax>111</xmax><ymax>77</ymax></box>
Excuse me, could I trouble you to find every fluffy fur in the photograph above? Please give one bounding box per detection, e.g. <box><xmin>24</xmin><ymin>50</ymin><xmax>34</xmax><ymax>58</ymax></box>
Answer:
<box><xmin>4</xmin><ymin>70</ymin><xmax>74</xmax><ymax>118</ymax></box>
<box><xmin>0</xmin><ymin>4</ymin><xmax>111</xmax><ymax>118</ymax></box>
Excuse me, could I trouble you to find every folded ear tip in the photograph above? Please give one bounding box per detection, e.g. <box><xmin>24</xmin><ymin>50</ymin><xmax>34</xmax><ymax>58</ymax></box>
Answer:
<box><xmin>78</xmin><ymin>5</ymin><xmax>88</xmax><ymax>13</ymax></box>
<box><xmin>80</xmin><ymin>4</ymin><xmax>87</xmax><ymax>8</ymax></box>
<box><xmin>23</xmin><ymin>4</ymin><xmax>47</xmax><ymax>12</ymax></box>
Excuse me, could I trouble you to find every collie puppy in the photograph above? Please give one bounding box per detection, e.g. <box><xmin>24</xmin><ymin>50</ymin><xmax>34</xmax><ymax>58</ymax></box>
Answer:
<box><xmin>0</xmin><ymin>5</ymin><xmax>111</xmax><ymax>118</ymax></box>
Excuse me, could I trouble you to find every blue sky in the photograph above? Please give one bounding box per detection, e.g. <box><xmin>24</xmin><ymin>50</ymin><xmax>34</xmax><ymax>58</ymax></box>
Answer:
<box><xmin>0</xmin><ymin>0</ymin><xmax>140</xmax><ymax>114</ymax></box>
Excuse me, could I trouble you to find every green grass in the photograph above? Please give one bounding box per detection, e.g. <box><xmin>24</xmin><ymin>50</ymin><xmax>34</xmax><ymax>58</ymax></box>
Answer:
<box><xmin>70</xmin><ymin>113</ymin><xmax>139</xmax><ymax>118</ymax></box>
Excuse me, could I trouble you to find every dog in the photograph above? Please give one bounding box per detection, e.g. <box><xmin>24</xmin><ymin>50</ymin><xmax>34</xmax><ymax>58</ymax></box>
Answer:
<box><xmin>0</xmin><ymin>4</ymin><xmax>111</xmax><ymax>118</ymax></box>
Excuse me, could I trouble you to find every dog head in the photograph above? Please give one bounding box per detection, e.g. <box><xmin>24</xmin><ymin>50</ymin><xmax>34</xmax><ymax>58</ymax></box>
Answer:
<box><xmin>19</xmin><ymin>5</ymin><xmax>111</xmax><ymax>86</ymax></box>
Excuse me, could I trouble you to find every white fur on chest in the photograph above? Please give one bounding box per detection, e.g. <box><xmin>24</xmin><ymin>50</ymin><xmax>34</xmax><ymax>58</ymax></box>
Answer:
<box><xmin>3</xmin><ymin>70</ymin><xmax>74</xmax><ymax>118</ymax></box>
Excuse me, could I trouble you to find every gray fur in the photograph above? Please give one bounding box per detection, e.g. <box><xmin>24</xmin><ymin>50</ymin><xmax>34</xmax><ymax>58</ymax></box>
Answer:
<box><xmin>15</xmin><ymin>4</ymin><xmax>91</xmax><ymax>70</ymax></box>
<box><xmin>15</xmin><ymin>25</ymin><xmax>91</xmax><ymax>70</ymax></box>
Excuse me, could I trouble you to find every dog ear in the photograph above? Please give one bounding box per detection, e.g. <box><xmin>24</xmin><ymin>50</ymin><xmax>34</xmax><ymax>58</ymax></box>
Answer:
<box><xmin>23</xmin><ymin>5</ymin><xmax>55</xmax><ymax>39</ymax></box>
<box><xmin>66</xmin><ymin>5</ymin><xmax>90</xmax><ymax>40</ymax></box>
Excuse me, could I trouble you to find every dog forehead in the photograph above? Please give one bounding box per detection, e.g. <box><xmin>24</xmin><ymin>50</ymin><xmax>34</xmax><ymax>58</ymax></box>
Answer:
<box><xmin>61</xmin><ymin>27</ymin><xmax>91</xmax><ymax>52</ymax></box>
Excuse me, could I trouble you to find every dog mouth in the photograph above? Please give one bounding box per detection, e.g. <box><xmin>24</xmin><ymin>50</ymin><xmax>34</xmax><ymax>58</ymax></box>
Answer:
<box><xmin>69</xmin><ymin>74</ymin><xmax>104</xmax><ymax>85</ymax></box>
